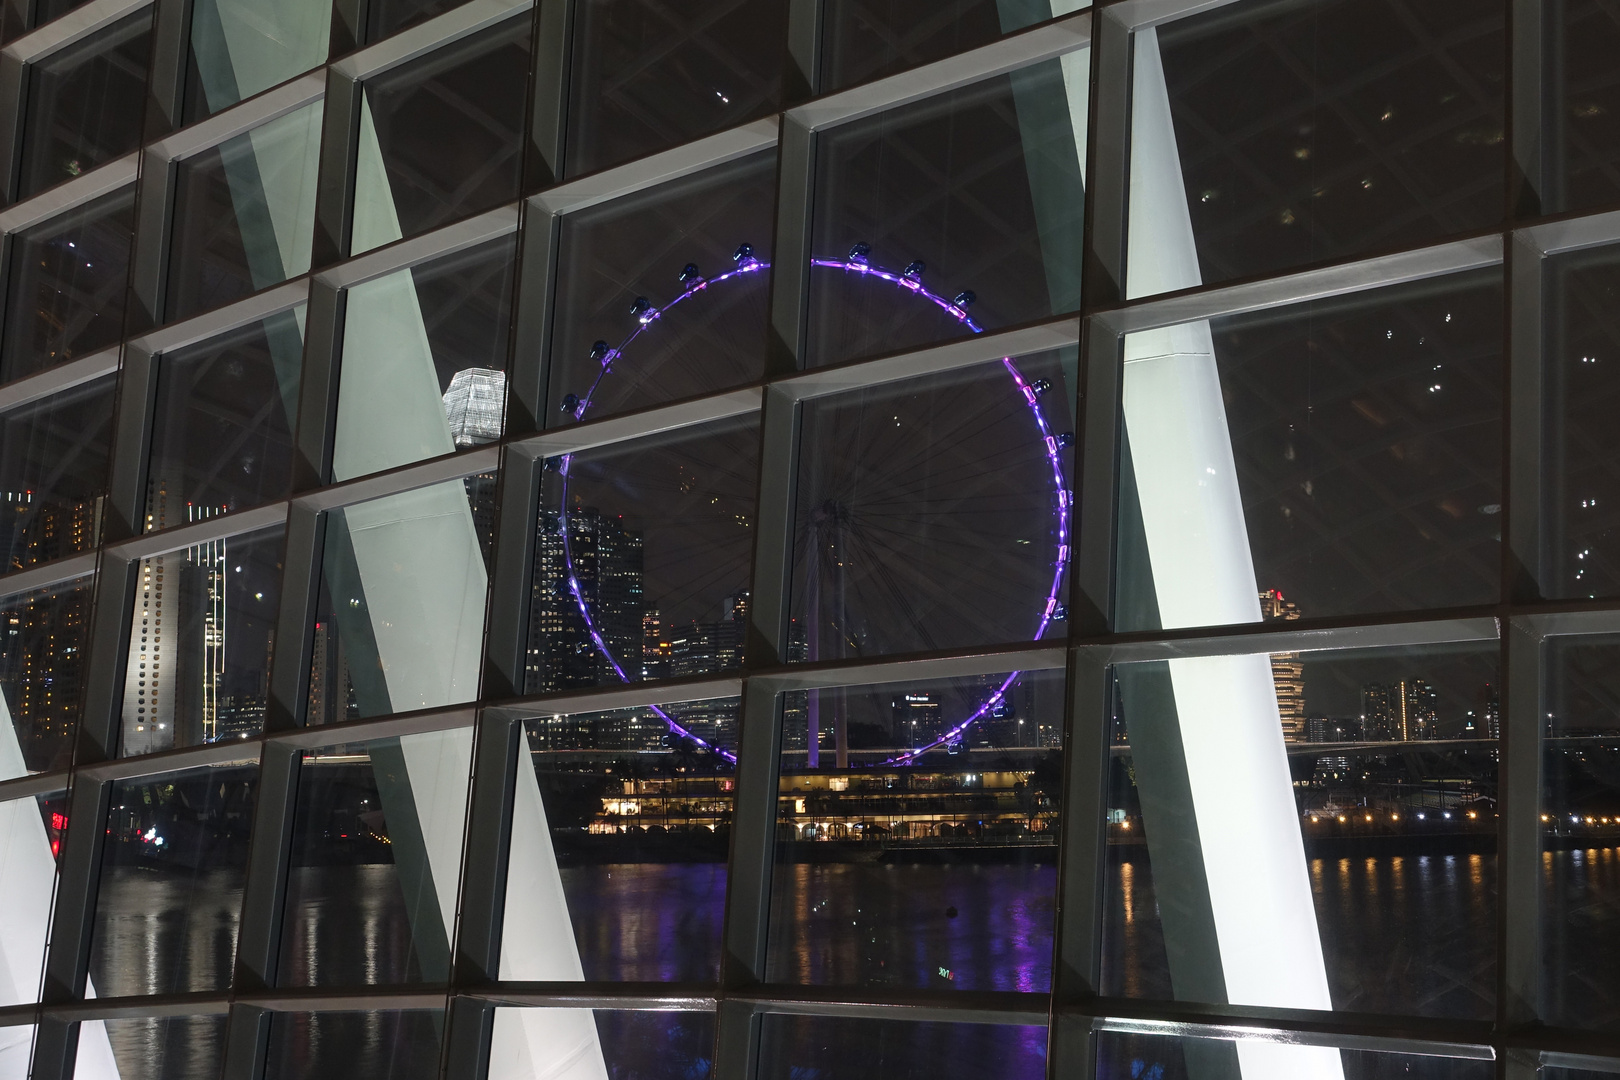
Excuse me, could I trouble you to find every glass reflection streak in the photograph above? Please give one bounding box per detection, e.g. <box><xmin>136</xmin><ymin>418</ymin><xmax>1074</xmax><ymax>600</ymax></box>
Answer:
<box><xmin>555</xmin><ymin>248</ymin><xmax>1071</xmax><ymax>760</ymax></box>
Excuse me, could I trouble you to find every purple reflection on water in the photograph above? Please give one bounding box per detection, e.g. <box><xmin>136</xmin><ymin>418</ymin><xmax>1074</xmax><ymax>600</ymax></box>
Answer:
<box><xmin>561</xmin><ymin>863</ymin><xmax>727</xmax><ymax>982</ymax></box>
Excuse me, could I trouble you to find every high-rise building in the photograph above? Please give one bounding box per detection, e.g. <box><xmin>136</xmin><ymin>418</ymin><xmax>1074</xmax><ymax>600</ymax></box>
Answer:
<box><xmin>1260</xmin><ymin>589</ymin><xmax>1306</xmax><ymax>741</ymax></box>
<box><xmin>1361</xmin><ymin>678</ymin><xmax>1439</xmax><ymax>741</ymax></box>
<box><xmin>526</xmin><ymin>506</ymin><xmax>645</xmax><ymax>692</ymax></box>
<box><xmin>443</xmin><ymin>367</ymin><xmax>507</xmax><ymax>448</ymax></box>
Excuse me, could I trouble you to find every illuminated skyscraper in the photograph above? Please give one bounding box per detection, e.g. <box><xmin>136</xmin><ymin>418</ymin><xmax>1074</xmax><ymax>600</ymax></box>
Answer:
<box><xmin>526</xmin><ymin>506</ymin><xmax>645</xmax><ymax>692</ymax></box>
<box><xmin>442</xmin><ymin>367</ymin><xmax>507</xmax><ymax>448</ymax></box>
<box><xmin>1260</xmin><ymin>589</ymin><xmax>1305</xmax><ymax>742</ymax></box>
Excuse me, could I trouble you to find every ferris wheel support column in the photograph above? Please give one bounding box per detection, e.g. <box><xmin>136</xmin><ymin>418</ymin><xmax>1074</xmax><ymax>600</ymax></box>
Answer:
<box><xmin>1120</xmin><ymin>27</ymin><xmax>1343</xmax><ymax>1080</ymax></box>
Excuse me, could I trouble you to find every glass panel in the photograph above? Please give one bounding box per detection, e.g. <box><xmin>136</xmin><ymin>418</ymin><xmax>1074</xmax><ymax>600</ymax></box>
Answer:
<box><xmin>1544</xmin><ymin>635</ymin><xmax>1620</xmax><ymax>1028</ymax></box>
<box><xmin>757</xmin><ymin>1016</ymin><xmax>1047</xmax><ymax>1080</ymax></box>
<box><xmin>18</xmin><ymin>9</ymin><xmax>150</xmax><ymax>199</ymax></box>
<box><xmin>1106</xmin><ymin>643</ymin><xmax>1499</xmax><ymax>1018</ymax></box>
<box><xmin>166</xmin><ymin>102</ymin><xmax>323</xmax><ymax>322</ymax></box>
<box><xmin>565</xmin><ymin>0</ymin><xmax>785</xmax><ymax>178</ymax></box>
<box><xmin>308</xmin><ymin>479</ymin><xmax>494</xmax><ymax>723</ymax></box>
<box><xmin>525</xmin><ymin>416</ymin><xmax>758</xmax><ymax>694</ymax></box>
<box><xmin>1546</xmin><ymin>244</ymin><xmax>1620</xmax><ymax>600</ymax></box>
<box><xmin>1554</xmin><ymin>2</ymin><xmax>1620</xmax><ymax>213</ymax></box>
<box><xmin>0</xmin><ymin>379</ymin><xmax>114</xmax><ymax>573</ymax></box>
<box><xmin>148</xmin><ymin>307</ymin><xmax>304</xmax><ymax>521</ymax></box>
<box><xmin>489</xmin><ymin>1009</ymin><xmax>715</xmax><ymax>1079</ymax></box>
<box><xmin>1127</xmin><ymin>0</ymin><xmax>1504</xmax><ymax>296</ymax></box>
<box><xmin>808</xmin><ymin>57</ymin><xmax>1087</xmax><ymax>367</ymax></box>
<box><xmin>262</xmin><ymin>1011</ymin><xmax>441</xmax><ymax>1080</ymax></box>
<box><xmin>0</xmin><ymin>791</ymin><xmax>64</xmax><ymax>1009</ymax></box>
<box><xmin>184</xmin><ymin>0</ymin><xmax>332</xmax><ymax>121</ymax></box>
<box><xmin>120</xmin><ymin>526</ymin><xmax>285</xmax><ymax>755</ymax></box>
<box><xmin>366</xmin><ymin>0</ymin><xmax>468</xmax><ymax>41</ymax></box>
<box><xmin>768</xmin><ymin>669</ymin><xmax>1062</xmax><ymax>990</ymax></box>
<box><xmin>87</xmin><ymin>1015</ymin><xmax>227</xmax><ymax>1080</ymax></box>
<box><xmin>0</xmin><ymin>579</ymin><xmax>94</xmax><ymax>772</ymax></box>
<box><xmin>1095</xmin><ymin>1029</ymin><xmax>1495</xmax><ymax>1080</ymax></box>
<box><xmin>279</xmin><ymin>733</ymin><xmax>473</xmax><ymax>986</ymax></box>
<box><xmin>502</xmin><ymin>699</ymin><xmax>736</xmax><ymax>983</ymax></box>
<box><xmin>547</xmin><ymin>151</ymin><xmax>775</xmax><ymax>423</ymax></box>
<box><xmin>348</xmin><ymin>18</ymin><xmax>529</xmax><ymax>255</ymax></box>
<box><xmin>788</xmin><ymin>354</ymin><xmax>1074</xmax><ymax>661</ymax></box>
<box><xmin>1</xmin><ymin>188</ymin><xmax>133</xmax><ymax>382</ymax></box>
<box><xmin>822</xmin><ymin>0</ymin><xmax>1082</xmax><ymax>92</ymax></box>
<box><xmin>1114</xmin><ymin>270</ymin><xmax>1501</xmax><ymax>633</ymax></box>
<box><xmin>89</xmin><ymin>765</ymin><xmax>257</xmax><ymax>996</ymax></box>
<box><xmin>331</xmin><ymin>235</ymin><xmax>516</xmax><ymax>482</ymax></box>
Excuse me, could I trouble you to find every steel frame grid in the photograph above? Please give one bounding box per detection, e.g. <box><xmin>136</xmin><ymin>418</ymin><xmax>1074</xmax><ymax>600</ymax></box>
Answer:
<box><xmin>0</xmin><ymin>0</ymin><xmax>1617</xmax><ymax>1076</ymax></box>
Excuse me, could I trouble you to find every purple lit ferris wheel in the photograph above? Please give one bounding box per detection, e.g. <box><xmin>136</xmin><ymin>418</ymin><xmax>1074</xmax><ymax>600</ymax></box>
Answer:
<box><xmin>554</xmin><ymin>244</ymin><xmax>1071</xmax><ymax>766</ymax></box>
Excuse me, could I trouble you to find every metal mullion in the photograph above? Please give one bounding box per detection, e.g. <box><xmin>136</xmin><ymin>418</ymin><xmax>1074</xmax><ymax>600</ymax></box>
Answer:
<box><xmin>126</xmin><ymin>145</ymin><xmax>176</xmax><ymax>332</ymax></box>
<box><xmin>0</xmin><ymin>146</ymin><xmax>136</xmax><ymax>232</ymax></box>
<box><xmin>127</xmin><ymin>278</ymin><xmax>309</xmax><ymax>356</ymax></box>
<box><xmin>1510</xmin><ymin>0</ymin><xmax>1550</xmax><ymax>218</ymax></box>
<box><xmin>0</xmin><ymin>551</ymin><xmax>98</xmax><ymax>596</ymax></box>
<box><xmin>0</xmin><ymin>769</ymin><xmax>66</xmax><ymax>800</ymax></box>
<box><xmin>519</xmin><ymin>387</ymin><xmax>762</xmax><ymax>455</ymax></box>
<box><xmin>1073</xmin><ymin>317</ymin><xmax>1120</xmax><ymax>633</ymax></box>
<box><xmin>290</xmin><ymin>280</ymin><xmax>344</xmax><ymax>492</ymax></box>
<box><xmin>1082</xmin><ymin>5</ymin><xmax>1130</xmax><ymax>310</ymax></box>
<box><xmin>264</xmin><ymin>504</ymin><xmax>324</xmax><ymax>730</ymax></box>
<box><xmin>1088</xmin><ymin>612</ymin><xmax>1502</xmax><ymax>662</ymax></box>
<box><xmin>310</xmin><ymin>66</ymin><xmax>363</xmax><ymax>270</ymax></box>
<box><xmin>482</xmin><ymin>673</ymin><xmax>746</xmax><ymax>723</ymax></box>
<box><xmin>521</xmin><ymin>0</ymin><xmax>572</xmax><ymax>189</ymax></box>
<box><xmin>505</xmin><ymin>199</ymin><xmax>559</xmax><ymax>433</ymax></box>
<box><xmin>141</xmin><ymin>0</ymin><xmax>191</xmax><ymax>142</ymax></box>
<box><xmin>75</xmin><ymin>735</ymin><xmax>264</xmax><ymax>783</ymax></box>
<box><xmin>331</xmin><ymin>0</ymin><xmax>532</xmax><ymax>82</ymax></box>
<box><xmin>150</xmin><ymin>71</ymin><xmax>325</xmax><ymax>160</ymax></box>
<box><xmin>481</xmin><ymin>447</ymin><xmax>540</xmax><ymax>700</ymax></box>
<box><xmin>293</xmin><ymin>445</ymin><xmax>501</xmax><ymax>513</ymax></box>
<box><xmin>1500</xmin><ymin>616</ymin><xmax>1545</xmax><ymax>1030</ymax></box>
<box><xmin>0</xmin><ymin>345</ymin><xmax>120</xmax><ymax>410</ymax></box>
<box><xmin>748</xmin><ymin>640</ymin><xmax>1066</xmax><ymax>693</ymax></box>
<box><xmin>783</xmin><ymin>0</ymin><xmax>823</xmax><ymax>102</ymax></box>
<box><xmin>0</xmin><ymin>48</ymin><xmax>25</xmax><ymax>203</ymax></box>
<box><xmin>105</xmin><ymin>501</ymin><xmax>290</xmax><ymax>563</ymax></box>
<box><xmin>264</xmin><ymin>704</ymin><xmax>476</xmax><ymax>751</ymax></box>
<box><xmin>104</xmin><ymin>344</ymin><xmax>158</xmax><ymax>541</ymax></box>
<box><xmin>316</xmin><ymin>203</ymin><xmax>518</xmax><ymax>289</ymax></box>
<box><xmin>765</xmin><ymin>118</ymin><xmax>813</xmax><ymax>375</ymax></box>
<box><xmin>1507</xmin><ymin>232</ymin><xmax>1547</xmax><ymax>600</ymax></box>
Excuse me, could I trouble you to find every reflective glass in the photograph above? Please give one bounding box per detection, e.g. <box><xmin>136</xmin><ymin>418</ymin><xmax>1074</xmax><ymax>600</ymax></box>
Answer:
<box><xmin>120</xmin><ymin>526</ymin><xmax>284</xmax><ymax>755</ymax></box>
<box><xmin>1554</xmin><ymin>2</ymin><xmax>1620</xmax><ymax>213</ymax></box>
<box><xmin>309</xmin><ymin>480</ymin><xmax>494</xmax><ymax>723</ymax></box>
<box><xmin>1128</xmin><ymin>0</ymin><xmax>1504</xmax><ymax>296</ymax></box>
<box><xmin>565</xmin><ymin>0</ymin><xmax>785</xmax><ymax>178</ymax></box>
<box><xmin>1105</xmin><ymin>643</ymin><xmax>1498</xmax><ymax>1018</ymax></box>
<box><xmin>1</xmin><ymin>188</ymin><xmax>133</xmax><ymax>381</ymax></box>
<box><xmin>547</xmin><ymin>151</ymin><xmax>774</xmax><ymax>423</ymax></box>
<box><xmin>0</xmin><ymin>791</ymin><xmax>64</xmax><ymax>1010</ymax></box>
<box><xmin>757</xmin><ymin>1015</ymin><xmax>1047</xmax><ymax>1080</ymax></box>
<box><xmin>348</xmin><ymin>17</ymin><xmax>529</xmax><ymax>255</ymax></box>
<box><xmin>332</xmin><ymin>235</ymin><xmax>516</xmax><ymax>482</ymax></box>
<box><xmin>0</xmin><ymin>378</ymin><xmax>115</xmax><ymax>572</ymax></box>
<box><xmin>278</xmin><ymin>733</ymin><xmax>473</xmax><ymax>986</ymax></box>
<box><xmin>788</xmin><ymin>354</ymin><xmax>1074</xmax><ymax>661</ymax></box>
<box><xmin>1114</xmin><ymin>270</ymin><xmax>1501</xmax><ymax>633</ymax></box>
<box><xmin>166</xmin><ymin>102</ymin><xmax>323</xmax><ymax>322</ymax></box>
<box><xmin>1095</xmin><ymin>1029</ymin><xmax>1495</xmax><ymax>1080</ymax></box>
<box><xmin>768</xmin><ymin>669</ymin><xmax>1062</xmax><ymax>990</ymax></box>
<box><xmin>501</xmin><ymin>699</ymin><xmax>735</xmax><ymax>984</ymax></box>
<box><xmin>525</xmin><ymin>416</ymin><xmax>757</xmax><ymax>694</ymax></box>
<box><xmin>365</xmin><ymin>0</ymin><xmax>468</xmax><ymax>40</ymax></box>
<box><xmin>263</xmin><ymin>1010</ymin><xmax>441</xmax><ymax>1080</ymax></box>
<box><xmin>148</xmin><ymin>308</ymin><xmax>304</xmax><ymax>521</ymax></box>
<box><xmin>89</xmin><ymin>766</ymin><xmax>257</xmax><ymax>996</ymax></box>
<box><xmin>1544</xmin><ymin>635</ymin><xmax>1620</xmax><ymax>1028</ymax></box>
<box><xmin>490</xmin><ymin>1009</ymin><xmax>715</xmax><ymax>1079</ymax></box>
<box><xmin>808</xmin><ymin>58</ymin><xmax>1086</xmax><ymax>367</ymax></box>
<box><xmin>0</xmin><ymin>579</ymin><xmax>93</xmax><ymax>772</ymax></box>
<box><xmin>1546</xmin><ymin>244</ymin><xmax>1620</xmax><ymax>600</ymax></box>
<box><xmin>184</xmin><ymin>0</ymin><xmax>332</xmax><ymax>121</ymax></box>
<box><xmin>86</xmin><ymin>1015</ymin><xmax>227</xmax><ymax>1080</ymax></box>
<box><xmin>822</xmin><ymin>0</ymin><xmax>1081</xmax><ymax>91</ymax></box>
<box><xmin>18</xmin><ymin>10</ymin><xmax>150</xmax><ymax>199</ymax></box>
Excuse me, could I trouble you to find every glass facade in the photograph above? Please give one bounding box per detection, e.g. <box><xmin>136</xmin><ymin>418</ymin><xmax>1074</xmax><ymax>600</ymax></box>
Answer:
<box><xmin>0</xmin><ymin>0</ymin><xmax>1613</xmax><ymax>1078</ymax></box>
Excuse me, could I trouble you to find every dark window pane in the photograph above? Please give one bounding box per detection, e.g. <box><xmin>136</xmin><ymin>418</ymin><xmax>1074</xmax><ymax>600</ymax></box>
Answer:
<box><xmin>350</xmin><ymin>18</ymin><xmax>529</xmax><ymax>254</ymax></box>
<box><xmin>1106</xmin><ymin>643</ymin><xmax>1498</xmax><ymax>1018</ymax></box>
<box><xmin>183</xmin><ymin>0</ymin><xmax>332</xmax><ymax>121</ymax></box>
<box><xmin>365</xmin><ymin>0</ymin><xmax>466</xmax><ymax>40</ymax></box>
<box><xmin>89</xmin><ymin>1015</ymin><xmax>226</xmax><ymax>1080</ymax></box>
<box><xmin>165</xmin><ymin>103</ymin><xmax>323</xmax><ymax>322</ymax></box>
<box><xmin>0</xmin><ymin>791</ymin><xmax>65</xmax><ymax>1008</ymax></box>
<box><xmin>0</xmin><ymin>378</ymin><xmax>116</xmax><ymax>572</ymax></box>
<box><xmin>758</xmin><ymin>1016</ymin><xmax>1047</xmax><ymax>1080</ymax></box>
<box><xmin>18</xmin><ymin>10</ymin><xmax>150</xmax><ymax>199</ymax></box>
<box><xmin>789</xmin><ymin>354</ymin><xmax>1075</xmax><ymax>660</ymax></box>
<box><xmin>768</xmin><ymin>670</ymin><xmax>1062</xmax><ymax>991</ymax></box>
<box><xmin>0</xmin><ymin>579</ymin><xmax>94</xmax><ymax>772</ymax></box>
<box><xmin>502</xmin><ymin>701</ymin><xmax>735</xmax><ymax>982</ymax></box>
<box><xmin>37</xmin><ymin>0</ymin><xmax>110</xmax><ymax>26</ymax></box>
<box><xmin>822</xmin><ymin>0</ymin><xmax>1069</xmax><ymax>91</ymax></box>
<box><xmin>1096</xmin><ymin>1030</ymin><xmax>1495</xmax><ymax>1080</ymax></box>
<box><xmin>1132</xmin><ymin>0</ymin><xmax>1505</xmax><ymax>293</ymax></box>
<box><xmin>1555</xmin><ymin>2</ymin><xmax>1620</xmax><ymax>213</ymax></box>
<box><xmin>279</xmin><ymin>735</ymin><xmax>472</xmax><ymax>986</ymax></box>
<box><xmin>309</xmin><ymin>479</ymin><xmax>495</xmax><ymax>723</ymax></box>
<box><xmin>548</xmin><ymin>152</ymin><xmax>774</xmax><ymax>423</ymax></box>
<box><xmin>566</xmin><ymin>0</ymin><xmax>785</xmax><ymax>178</ymax></box>
<box><xmin>149</xmin><ymin>308</ymin><xmax>303</xmax><ymax>519</ymax></box>
<box><xmin>491</xmin><ymin>1009</ymin><xmax>715</xmax><ymax>1078</ymax></box>
<box><xmin>1</xmin><ymin>189</ymin><xmax>133</xmax><ymax>381</ymax></box>
<box><xmin>119</xmin><ymin>526</ymin><xmax>284</xmax><ymax>755</ymax></box>
<box><xmin>263</xmin><ymin>1011</ymin><xmax>441</xmax><ymax>1080</ymax></box>
<box><xmin>526</xmin><ymin>416</ymin><xmax>757</xmax><ymax>694</ymax></box>
<box><xmin>89</xmin><ymin>766</ymin><xmax>256</xmax><ymax>996</ymax></box>
<box><xmin>809</xmin><ymin>61</ymin><xmax>1086</xmax><ymax>366</ymax></box>
<box><xmin>1115</xmin><ymin>270</ymin><xmax>1502</xmax><ymax>632</ymax></box>
<box><xmin>1544</xmin><ymin>636</ymin><xmax>1620</xmax><ymax>1028</ymax></box>
<box><xmin>332</xmin><ymin>235</ymin><xmax>516</xmax><ymax>481</ymax></box>
<box><xmin>1547</xmin><ymin>244</ymin><xmax>1620</xmax><ymax>599</ymax></box>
